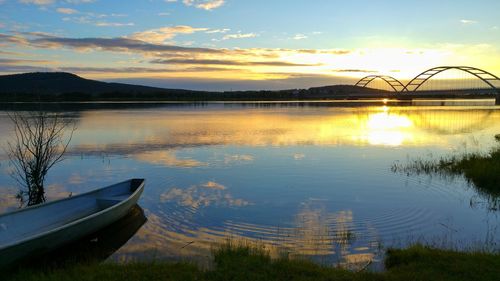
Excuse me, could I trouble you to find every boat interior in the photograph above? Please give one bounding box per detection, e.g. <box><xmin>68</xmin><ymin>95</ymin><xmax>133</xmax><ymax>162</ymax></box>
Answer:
<box><xmin>0</xmin><ymin>179</ymin><xmax>142</xmax><ymax>248</ymax></box>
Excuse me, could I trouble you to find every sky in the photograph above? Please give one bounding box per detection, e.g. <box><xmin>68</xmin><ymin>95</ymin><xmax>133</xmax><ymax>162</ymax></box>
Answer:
<box><xmin>0</xmin><ymin>0</ymin><xmax>499</xmax><ymax>91</ymax></box>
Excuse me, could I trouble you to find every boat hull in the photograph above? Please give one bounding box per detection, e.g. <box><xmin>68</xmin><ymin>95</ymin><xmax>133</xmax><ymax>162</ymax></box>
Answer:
<box><xmin>0</xmin><ymin>179</ymin><xmax>144</xmax><ymax>268</ymax></box>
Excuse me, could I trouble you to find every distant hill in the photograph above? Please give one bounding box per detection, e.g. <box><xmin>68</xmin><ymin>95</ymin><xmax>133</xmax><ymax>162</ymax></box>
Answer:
<box><xmin>308</xmin><ymin>85</ymin><xmax>390</xmax><ymax>98</ymax></box>
<box><xmin>0</xmin><ymin>72</ymin><xmax>391</xmax><ymax>101</ymax></box>
<box><xmin>0</xmin><ymin>72</ymin><xmax>194</xmax><ymax>95</ymax></box>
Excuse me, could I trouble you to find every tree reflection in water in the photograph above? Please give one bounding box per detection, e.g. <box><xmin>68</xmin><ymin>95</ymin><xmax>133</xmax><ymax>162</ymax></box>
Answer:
<box><xmin>6</xmin><ymin>111</ymin><xmax>75</xmax><ymax>207</ymax></box>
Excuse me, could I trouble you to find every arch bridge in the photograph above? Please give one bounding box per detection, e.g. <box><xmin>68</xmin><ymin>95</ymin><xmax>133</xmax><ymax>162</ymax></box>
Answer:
<box><xmin>354</xmin><ymin>66</ymin><xmax>500</xmax><ymax>94</ymax></box>
<box><xmin>354</xmin><ymin>75</ymin><xmax>406</xmax><ymax>92</ymax></box>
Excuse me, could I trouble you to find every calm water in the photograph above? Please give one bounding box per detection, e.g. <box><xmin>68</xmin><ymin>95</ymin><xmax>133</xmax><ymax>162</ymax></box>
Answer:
<box><xmin>1</xmin><ymin>101</ymin><xmax>499</xmax><ymax>269</ymax></box>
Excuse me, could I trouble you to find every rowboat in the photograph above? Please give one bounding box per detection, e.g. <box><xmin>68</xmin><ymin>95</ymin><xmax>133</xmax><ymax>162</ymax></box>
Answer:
<box><xmin>0</xmin><ymin>178</ymin><xmax>145</xmax><ymax>268</ymax></box>
<box><xmin>20</xmin><ymin>205</ymin><xmax>147</xmax><ymax>269</ymax></box>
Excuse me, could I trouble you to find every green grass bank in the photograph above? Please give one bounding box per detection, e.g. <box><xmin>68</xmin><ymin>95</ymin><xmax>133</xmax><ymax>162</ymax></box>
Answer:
<box><xmin>5</xmin><ymin>245</ymin><xmax>500</xmax><ymax>281</ymax></box>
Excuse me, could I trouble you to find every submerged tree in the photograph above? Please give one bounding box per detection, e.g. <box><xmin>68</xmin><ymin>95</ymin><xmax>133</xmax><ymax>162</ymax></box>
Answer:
<box><xmin>7</xmin><ymin>111</ymin><xmax>75</xmax><ymax>206</ymax></box>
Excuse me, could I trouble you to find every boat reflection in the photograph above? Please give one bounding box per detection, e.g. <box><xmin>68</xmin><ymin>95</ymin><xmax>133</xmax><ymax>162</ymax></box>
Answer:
<box><xmin>12</xmin><ymin>205</ymin><xmax>146</xmax><ymax>269</ymax></box>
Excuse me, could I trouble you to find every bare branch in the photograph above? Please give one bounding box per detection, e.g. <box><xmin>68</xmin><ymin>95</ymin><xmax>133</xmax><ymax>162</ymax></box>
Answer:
<box><xmin>6</xmin><ymin>111</ymin><xmax>76</xmax><ymax>206</ymax></box>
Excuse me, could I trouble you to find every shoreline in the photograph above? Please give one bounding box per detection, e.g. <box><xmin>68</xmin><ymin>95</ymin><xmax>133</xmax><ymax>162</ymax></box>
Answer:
<box><xmin>0</xmin><ymin>97</ymin><xmax>496</xmax><ymax>104</ymax></box>
<box><xmin>5</xmin><ymin>244</ymin><xmax>500</xmax><ymax>281</ymax></box>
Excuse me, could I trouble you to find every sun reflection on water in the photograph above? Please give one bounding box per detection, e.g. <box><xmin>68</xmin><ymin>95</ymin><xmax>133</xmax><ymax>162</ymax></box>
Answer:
<box><xmin>1</xmin><ymin>104</ymin><xmax>500</xmax><ymax>269</ymax></box>
<box><xmin>365</xmin><ymin>106</ymin><xmax>414</xmax><ymax>146</ymax></box>
<box><xmin>59</xmin><ymin>105</ymin><xmax>484</xmax><ymax>157</ymax></box>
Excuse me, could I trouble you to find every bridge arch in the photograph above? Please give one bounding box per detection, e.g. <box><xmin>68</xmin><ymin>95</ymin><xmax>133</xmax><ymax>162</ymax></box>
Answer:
<box><xmin>403</xmin><ymin>66</ymin><xmax>500</xmax><ymax>92</ymax></box>
<box><xmin>354</xmin><ymin>75</ymin><xmax>405</xmax><ymax>92</ymax></box>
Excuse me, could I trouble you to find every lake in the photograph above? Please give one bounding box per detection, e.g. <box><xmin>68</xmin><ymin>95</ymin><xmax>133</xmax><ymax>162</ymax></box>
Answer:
<box><xmin>0</xmin><ymin>100</ymin><xmax>499</xmax><ymax>269</ymax></box>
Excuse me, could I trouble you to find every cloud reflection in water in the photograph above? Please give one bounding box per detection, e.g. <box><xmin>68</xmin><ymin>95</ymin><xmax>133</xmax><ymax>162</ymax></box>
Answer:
<box><xmin>62</xmin><ymin>106</ymin><xmax>499</xmax><ymax>161</ymax></box>
<box><xmin>114</xmin><ymin>196</ymin><xmax>380</xmax><ymax>269</ymax></box>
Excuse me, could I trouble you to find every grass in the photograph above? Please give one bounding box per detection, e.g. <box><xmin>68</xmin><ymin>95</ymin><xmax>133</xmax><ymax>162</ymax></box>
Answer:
<box><xmin>391</xmin><ymin>134</ymin><xmax>500</xmax><ymax>210</ymax></box>
<box><xmin>385</xmin><ymin>245</ymin><xmax>500</xmax><ymax>281</ymax></box>
<box><xmin>4</xmin><ymin>245</ymin><xmax>500</xmax><ymax>281</ymax></box>
<box><xmin>5</xmin><ymin>262</ymin><xmax>202</xmax><ymax>281</ymax></box>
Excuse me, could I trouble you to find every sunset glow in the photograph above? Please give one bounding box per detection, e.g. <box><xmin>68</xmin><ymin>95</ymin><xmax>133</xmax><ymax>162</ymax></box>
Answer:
<box><xmin>1</xmin><ymin>0</ymin><xmax>499</xmax><ymax>90</ymax></box>
<box><xmin>2</xmin><ymin>2</ymin><xmax>500</xmax><ymax>275</ymax></box>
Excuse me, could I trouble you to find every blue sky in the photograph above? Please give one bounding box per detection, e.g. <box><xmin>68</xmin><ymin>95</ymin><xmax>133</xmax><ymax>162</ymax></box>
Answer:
<box><xmin>0</xmin><ymin>0</ymin><xmax>499</xmax><ymax>90</ymax></box>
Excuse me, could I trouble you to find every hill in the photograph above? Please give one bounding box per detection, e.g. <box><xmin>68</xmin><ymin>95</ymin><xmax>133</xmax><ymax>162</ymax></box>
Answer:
<box><xmin>0</xmin><ymin>72</ymin><xmax>196</xmax><ymax>95</ymax></box>
<box><xmin>0</xmin><ymin>72</ymin><xmax>391</xmax><ymax>101</ymax></box>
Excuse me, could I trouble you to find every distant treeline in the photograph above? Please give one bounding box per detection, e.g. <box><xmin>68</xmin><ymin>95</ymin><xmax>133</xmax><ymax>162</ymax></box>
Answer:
<box><xmin>1</xmin><ymin>90</ymin><xmax>497</xmax><ymax>102</ymax></box>
<box><xmin>0</xmin><ymin>89</ymin><xmax>381</xmax><ymax>102</ymax></box>
<box><xmin>0</xmin><ymin>72</ymin><xmax>497</xmax><ymax>102</ymax></box>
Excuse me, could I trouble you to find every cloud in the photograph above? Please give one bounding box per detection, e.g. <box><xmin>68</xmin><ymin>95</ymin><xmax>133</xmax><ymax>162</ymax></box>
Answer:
<box><xmin>222</xmin><ymin>32</ymin><xmax>257</xmax><ymax>40</ymax></box>
<box><xmin>201</xmin><ymin>181</ymin><xmax>226</xmax><ymax>190</ymax></box>
<box><xmin>21</xmin><ymin>35</ymin><xmax>222</xmax><ymax>55</ymax></box>
<box><xmin>0</xmin><ymin>58</ymin><xmax>54</xmax><ymax>64</ymax></box>
<box><xmin>60</xmin><ymin>10</ymin><xmax>131</xmax><ymax>27</ymax></box>
<box><xmin>150</xmin><ymin>58</ymin><xmax>320</xmax><ymax>67</ymax></box>
<box><xmin>8</xmin><ymin>30</ymin><xmax>491</xmax><ymax>91</ymax></box>
<box><xmin>100</xmin><ymin>73</ymin><xmax>352</xmax><ymax>91</ymax></box>
<box><xmin>0</xmin><ymin>64</ymin><xmax>51</xmax><ymax>72</ymax></box>
<box><xmin>292</xmin><ymin>34</ymin><xmax>307</xmax><ymax>40</ymax></box>
<box><xmin>293</xmin><ymin>153</ymin><xmax>305</xmax><ymax>160</ymax></box>
<box><xmin>65</xmin><ymin>0</ymin><xmax>95</xmax><ymax>3</ymax></box>
<box><xmin>94</xmin><ymin>22</ymin><xmax>134</xmax><ymax>27</ymax></box>
<box><xmin>0</xmin><ymin>187</ymin><xmax>19</xmax><ymax>213</ymax></box>
<box><xmin>0</xmin><ymin>31</ymin><xmax>358</xmax><ymax>86</ymax></box>
<box><xmin>160</xmin><ymin>182</ymin><xmax>250</xmax><ymax>209</ymax></box>
<box><xmin>460</xmin><ymin>19</ymin><xmax>478</xmax><ymax>24</ymax></box>
<box><xmin>19</xmin><ymin>0</ymin><xmax>96</xmax><ymax>6</ymax></box>
<box><xmin>19</xmin><ymin>0</ymin><xmax>54</xmax><ymax>5</ymax></box>
<box><xmin>183</xmin><ymin>0</ymin><xmax>225</xmax><ymax>10</ymax></box>
<box><xmin>205</xmin><ymin>28</ymin><xmax>230</xmax><ymax>34</ymax></box>
<box><xmin>0</xmin><ymin>33</ymin><xmax>29</xmax><ymax>45</ymax></box>
<box><xmin>332</xmin><ymin>69</ymin><xmax>378</xmax><ymax>73</ymax></box>
<box><xmin>57</xmin><ymin>66</ymin><xmax>177</xmax><ymax>73</ymax></box>
<box><xmin>56</xmin><ymin>7</ymin><xmax>78</xmax><ymax>14</ymax></box>
<box><xmin>134</xmin><ymin>150</ymin><xmax>207</xmax><ymax>168</ymax></box>
<box><xmin>130</xmin><ymin>25</ymin><xmax>208</xmax><ymax>44</ymax></box>
<box><xmin>0</xmin><ymin>32</ymin><xmax>351</xmax><ymax>63</ymax></box>
<box><xmin>68</xmin><ymin>173</ymin><xmax>85</xmax><ymax>184</ymax></box>
<box><xmin>0</xmin><ymin>50</ymin><xmax>24</xmax><ymax>55</ymax></box>
<box><xmin>224</xmin><ymin>154</ymin><xmax>254</xmax><ymax>164</ymax></box>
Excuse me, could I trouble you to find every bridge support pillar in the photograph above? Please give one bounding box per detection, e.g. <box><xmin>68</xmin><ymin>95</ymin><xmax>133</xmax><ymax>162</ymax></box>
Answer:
<box><xmin>496</xmin><ymin>91</ymin><xmax>500</xmax><ymax>105</ymax></box>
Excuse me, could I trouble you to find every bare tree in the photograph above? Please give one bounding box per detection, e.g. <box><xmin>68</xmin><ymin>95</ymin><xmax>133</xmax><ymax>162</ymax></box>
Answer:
<box><xmin>7</xmin><ymin>111</ymin><xmax>75</xmax><ymax>206</ymax></box>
